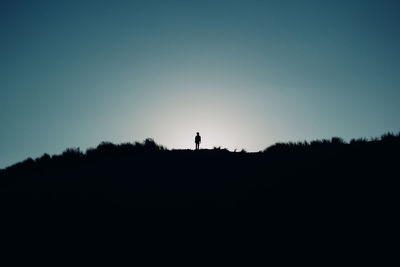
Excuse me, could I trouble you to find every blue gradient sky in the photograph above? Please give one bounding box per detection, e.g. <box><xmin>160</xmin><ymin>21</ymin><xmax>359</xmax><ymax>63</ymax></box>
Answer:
<box><xmin>1</xmin><ymin>0</ymin><xmax>400</xmax><ymax>168</ymax></box>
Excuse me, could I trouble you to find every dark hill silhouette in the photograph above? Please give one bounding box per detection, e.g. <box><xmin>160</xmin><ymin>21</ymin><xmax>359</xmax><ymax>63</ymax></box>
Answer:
<box><xmin>1</xmin><ymin>133</ymin><xmax>399</xmax><ymax>209</ymax></box>
<box><xmin>2</xmin><ymin>133</ymin><xmax>399</xmax><ymax>261</ymax></box>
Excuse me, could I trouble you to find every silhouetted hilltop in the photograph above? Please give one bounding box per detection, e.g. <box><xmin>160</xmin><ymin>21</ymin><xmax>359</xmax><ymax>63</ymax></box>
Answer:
<box><xmin>1</xmin><ymin>133</ymin><xmax>399</xmax><ymax>209</ymax></box>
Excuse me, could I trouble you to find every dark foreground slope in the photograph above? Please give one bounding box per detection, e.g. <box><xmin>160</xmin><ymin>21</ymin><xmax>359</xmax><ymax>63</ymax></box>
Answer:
<box><xmin>1</xmin><ymin>134</ymin><xmax>398</xmax><ymax>263</ymax></box>
<box><xmin>1</xmin><ymin>133</ymin><xmax>399</xmax><ymax>210</ymax></box>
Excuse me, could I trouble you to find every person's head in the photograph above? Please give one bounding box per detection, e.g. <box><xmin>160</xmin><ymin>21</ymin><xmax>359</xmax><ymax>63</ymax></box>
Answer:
<box><xmin>196</xmin><ymin>132</ymin><xmax>199</xmax><ymax>136</ymax></box>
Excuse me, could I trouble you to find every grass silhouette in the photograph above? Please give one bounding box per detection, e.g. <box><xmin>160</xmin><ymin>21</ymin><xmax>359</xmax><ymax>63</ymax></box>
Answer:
<box><xmin>0</xmin><ymin>133</ymin><xmax>399</xmax><ymax>209</ymax></box>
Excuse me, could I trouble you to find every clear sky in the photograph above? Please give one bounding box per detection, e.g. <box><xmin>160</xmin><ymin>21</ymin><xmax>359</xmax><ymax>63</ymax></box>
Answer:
<box><xmin>1</xmin><ymin>0</ymin><xmax>400</xmax><ymax>168</ymax></box>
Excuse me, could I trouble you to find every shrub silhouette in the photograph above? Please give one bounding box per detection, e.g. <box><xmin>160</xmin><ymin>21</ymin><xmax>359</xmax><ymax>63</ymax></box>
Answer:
<box><xmin>0</xmin><ymin>132</ymin><xmax>399</xmax><ymax>209</ymax></box>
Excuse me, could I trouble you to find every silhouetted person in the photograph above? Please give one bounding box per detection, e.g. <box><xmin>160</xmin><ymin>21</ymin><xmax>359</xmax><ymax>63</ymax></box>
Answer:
<box><xmin>195</xmin><ymin>132</ymin><xmax>201</xmax><ymax>150</ymax></box>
